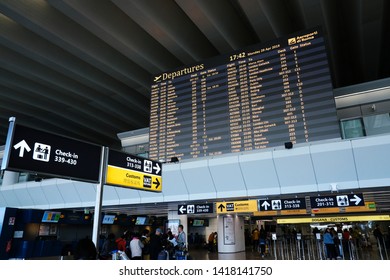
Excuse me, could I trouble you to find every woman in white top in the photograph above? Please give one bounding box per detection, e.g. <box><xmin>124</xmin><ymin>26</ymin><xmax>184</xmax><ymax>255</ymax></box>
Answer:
<box><xmin>129</xmin><ymin>233</ymin><xmax>144</xmax><ymax>260</ymax></box>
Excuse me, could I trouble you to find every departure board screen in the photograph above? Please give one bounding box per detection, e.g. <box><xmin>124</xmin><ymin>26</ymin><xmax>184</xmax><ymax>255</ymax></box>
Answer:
<box><xmin>149</xmin><ymin>28</ymin><xmax>340</xmax><ymax>162</ymax></box>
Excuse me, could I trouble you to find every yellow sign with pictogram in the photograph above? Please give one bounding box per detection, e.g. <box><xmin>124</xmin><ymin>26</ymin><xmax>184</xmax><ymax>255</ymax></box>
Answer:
<box><xmin>106</xmin><ymin>165</ymin><xmax>162</xmax><ymax>192</ymax></box>
<box><xmin>105</xmin><ymin>150</ymin><xmax>162</xmax><ymax>192</ymax></box>
<box><xmin>216</xmin><ymin>200</ymin><xmax>258</xmax><ymax>214</ymax></box>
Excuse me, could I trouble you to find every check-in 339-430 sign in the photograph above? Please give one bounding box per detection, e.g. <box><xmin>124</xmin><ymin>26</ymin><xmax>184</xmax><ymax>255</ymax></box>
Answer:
<box><xmin>1</xmin><ymin>123</ymin><xmax>102</xmax><ymax>182</ymax></box>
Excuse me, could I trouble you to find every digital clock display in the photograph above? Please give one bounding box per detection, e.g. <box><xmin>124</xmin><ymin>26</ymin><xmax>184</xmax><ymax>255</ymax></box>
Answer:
<box><xmin>149</xmin><ymin>27</ymin><xmax>340</xmax><ymax>162</ymax></box>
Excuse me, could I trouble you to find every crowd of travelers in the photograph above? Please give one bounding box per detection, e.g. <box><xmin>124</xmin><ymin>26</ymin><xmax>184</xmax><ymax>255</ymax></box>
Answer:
<box><xmin>74</xmin><ymin>225</ymin><xmax>188</xmax><ymax>260</ymax></box>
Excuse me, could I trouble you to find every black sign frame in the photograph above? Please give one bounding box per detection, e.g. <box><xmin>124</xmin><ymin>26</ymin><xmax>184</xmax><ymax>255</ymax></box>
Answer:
<box><xmin>259</xmin><ymin>198</ymin><xmax>306</xmax><ymax>211</ymax></box>
<box><xmin>310</xmin><ymin>194</ymin><xmax>365</xmax><ymax>208</ymax></box>
<box><xmin>178</xmin><ymin>203</ymin><xmax>214</xmax><ymax>215</ymax></box>
<box><xmin>107</xmin><ymin>149</ymin><xmax>162</xmax><ymax>176</ymax></box>
<box><xmin>1</xmin><ymin>120</ymin><xmax>102</xmax><ymax>183</ymax></box>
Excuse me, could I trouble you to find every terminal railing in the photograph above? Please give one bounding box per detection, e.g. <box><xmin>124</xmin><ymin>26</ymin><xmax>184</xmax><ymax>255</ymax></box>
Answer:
<box><xmin>266</xmin><ymin>235</ymin><xmax>388</xmax><ymax>260</ymax></box>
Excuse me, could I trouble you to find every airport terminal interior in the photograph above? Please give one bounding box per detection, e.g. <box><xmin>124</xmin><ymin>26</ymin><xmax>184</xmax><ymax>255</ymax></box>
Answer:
<box><xmin>0</xmin><ymin>1</ymin><xmax>390</xmax><ymax>260</ymax></box>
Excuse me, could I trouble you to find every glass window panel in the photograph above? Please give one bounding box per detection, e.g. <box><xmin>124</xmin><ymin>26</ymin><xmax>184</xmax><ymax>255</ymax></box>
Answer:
<box><xmin>363</xmin><ymin>113</ymin><xmax>390</xmax><ymax>136</ymax></box>
<box><xmin>340</xmin><ymin>118</ymin><xmax>366</xmax><ymax>139</ymax></box>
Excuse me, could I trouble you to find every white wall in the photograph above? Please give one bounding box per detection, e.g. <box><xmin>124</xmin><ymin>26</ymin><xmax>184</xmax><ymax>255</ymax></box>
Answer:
<box><xmin>1</xmin><ymin>134</ymin><xmax>390</xmax><ymax>209</ymax></box>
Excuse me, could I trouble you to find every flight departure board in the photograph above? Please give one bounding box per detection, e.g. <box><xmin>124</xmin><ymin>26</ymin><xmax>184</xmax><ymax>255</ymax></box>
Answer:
<box><xmin>149</xmin><ymin>28</ymin><xmax>340</xmax><ymax>162</ymax></box>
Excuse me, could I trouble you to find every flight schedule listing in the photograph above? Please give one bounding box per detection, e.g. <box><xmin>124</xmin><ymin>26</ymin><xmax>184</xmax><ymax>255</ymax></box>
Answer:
<box><xmin>149</xmin><ymin>28</ymin><xmax>340</xmax><ymax>162</ymax></box>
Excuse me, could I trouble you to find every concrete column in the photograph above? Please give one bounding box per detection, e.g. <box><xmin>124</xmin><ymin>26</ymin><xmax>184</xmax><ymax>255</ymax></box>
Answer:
<box><xmin>217</xmin><ymin>214</ymin><xmax>245</xmax><ymax>256</ymax></box>
<box><xmin>1</xmin><ymin>171</ymin><xmax>19</xmax><ymax>187</ymax></box>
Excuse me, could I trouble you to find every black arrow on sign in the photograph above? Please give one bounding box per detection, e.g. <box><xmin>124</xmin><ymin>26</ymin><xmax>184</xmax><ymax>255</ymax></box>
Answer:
<box><xmin>218</xmin><ymin>204</ymin><xmax>225</xmax><ymax>212</ymax></box>
<box><xmin>153</xmin><ymin>178</ymin><xmax>160</xmax><ymax>189</ymax></box>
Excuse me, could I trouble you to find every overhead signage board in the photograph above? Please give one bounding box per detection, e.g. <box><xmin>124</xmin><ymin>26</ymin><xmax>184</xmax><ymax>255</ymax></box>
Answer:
<box><xmin>277</xmin><ymin>215</ymin><xmax>390</xmax><ymax>224</ymax></box>
<box><xmin>216</xmin><ymin>200</ymin><xmax>258</xmax><ymax>214</ymax></box>
<box><xmin>1</xmin><ymin>122</ymin><xmax>102</xmax><ymax>183</ymax></box>
<box><xmin>106</xmin><ymin>149</ymin><xmax>162</xmax><ymax>192</ymax></box>
<box><xmin>259</xmin><ymin>198</ymin><xmax>306</xmax><ymax>211</ymax></box>
<box><xmin>310</xmin><ymin>194</ymin><xmax>364</xmax><ymax>209</ymax></box>
<box><xmin>178</xmin><ymin>203</ymin><xmax>214</xmax><ymax>215</ymax></box>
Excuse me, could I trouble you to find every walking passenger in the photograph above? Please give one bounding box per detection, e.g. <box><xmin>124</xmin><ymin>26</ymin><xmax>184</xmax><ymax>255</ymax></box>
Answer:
<box><xmin>208</xmin><ymin>232</ymin><xmax>215</xmax><ymax>252</ymax></box>
<box><xmin>259</xmin><ymin>225</ymin><xmax>267</xmax><ymax>257</ymax></box>
<box><xmin>251</xmin><ymin>228</ymin><xmax>260</xmax><ymax>252</ymax></box>
<box><xmin>323</xmin><ymin>228</ymin><xmax>336</xmax><ymax>260</ymax></box>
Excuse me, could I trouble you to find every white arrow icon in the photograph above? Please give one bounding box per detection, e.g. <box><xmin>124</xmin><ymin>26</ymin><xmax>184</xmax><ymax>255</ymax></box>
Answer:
<box><xmin>153</xmin><ymin>163</ymin><xmax>161</xmax><ymax>174</ymax></box>
<box><xmin>261</xmin><ymin>201</ymin><xmax>271</xmax><ymax>210</ymax></box>
<box><xmin>179</xmin><ymin>205</ymin><xmax>186</xmax><ymax>214</ymax></box>
<box><xmin>350</xmin><ymin>195</ymin><xmax>362</xmax><ymax>205</ymax></box>
<box><xmin>13</xmin><ymin>140</ymin><xmax>31</xmax><ymax>157</ymax></box>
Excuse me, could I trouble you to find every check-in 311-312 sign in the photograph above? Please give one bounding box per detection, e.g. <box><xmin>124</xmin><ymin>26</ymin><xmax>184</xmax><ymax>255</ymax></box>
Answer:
<box><xmin>310</xmin><ymin>194</ymin><xmax>364</xmax><ymax>208</ymax></box>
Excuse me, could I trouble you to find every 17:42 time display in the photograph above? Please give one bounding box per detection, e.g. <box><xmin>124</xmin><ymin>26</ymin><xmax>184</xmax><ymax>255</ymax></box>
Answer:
<box><xmin>229</xmin><ymin>52</ymin><xmax>246</xmax><ymax>61</ymax></box>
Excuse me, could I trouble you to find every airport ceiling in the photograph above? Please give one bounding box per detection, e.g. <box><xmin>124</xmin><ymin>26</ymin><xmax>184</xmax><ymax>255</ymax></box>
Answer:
<box><xmin>0</xmin><ymin>0</ymin><xmax>389</xmax><ymax>148</ymax></box>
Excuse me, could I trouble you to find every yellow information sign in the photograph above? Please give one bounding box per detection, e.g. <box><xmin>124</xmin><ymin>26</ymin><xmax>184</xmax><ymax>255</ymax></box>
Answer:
<box><xmin>253</xmin><ymin>211</ymin><xmax>278</xmax><ymax>216</ymax></box>
<box><xmin>344</xmin><ymin>202</ymin><xmax>376</xmax><ymax>212</ymax></box>
<box><xmin>311</xmin><ymin>202</ymin><xmax>376</xmax><ymax>214</ymax></box>
<box><xmin>311</xmin><ymin>207</ymin><xmax>340</xmax><ymax>214</ymax></box>
<box><xmin>106</xmin><ymin>165</ymin><xmax>162</xmax><ymax>192</ymax></box>
<box><xmin>281</xmin><ymin>209</ymin><xmax>308</xmax><ymax>215</ymax></box>
<box><xmin>277</xmin><ymin>214</ymin><xmax>390</xmax><ymax>224</ymax></box>
<box><xmin>216</xmin><ymin>200</ymin><xmax>258</xmax><ymax>214</ymax></box>
<box><xmin>106</xmin><ymin>150</ymin><xmax>162</xmax><ymax>192</ymax></box>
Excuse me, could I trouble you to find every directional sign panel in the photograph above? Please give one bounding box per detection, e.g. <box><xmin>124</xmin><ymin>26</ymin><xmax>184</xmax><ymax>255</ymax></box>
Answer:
<box><xmin>106</xmin><ymin>149</ymin><xmax>162</xmax><ymax>192</ymax></box>
<box><xmin>178</xmin><ymin>203</ymin><xmax>214</xmax><ymax>215</ymax></box>
<box><xmin>310</xmin><ymin>194</ymin><xmax>364</xmax><ymax>209</ymax></box>
<box><xmin>216</xmin><ymin>200</ymin><xmax>258</xmax><ymax>214</ymax></box>
<box><xmin>259</xmin><ymin>198</ymin><xmax>306</xmax><ymax>211</ymax></box>
<box><xmin>2</xmin><ymin>123</ymin><xmax>102</xmax><ymax>182</ymax></box>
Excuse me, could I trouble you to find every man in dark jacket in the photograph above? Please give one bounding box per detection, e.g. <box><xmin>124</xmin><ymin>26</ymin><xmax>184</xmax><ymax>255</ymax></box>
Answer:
<box><xmin>149</xmin><ymin>228</ymin><xmax>163</xmax><ymax>260</ymax></box>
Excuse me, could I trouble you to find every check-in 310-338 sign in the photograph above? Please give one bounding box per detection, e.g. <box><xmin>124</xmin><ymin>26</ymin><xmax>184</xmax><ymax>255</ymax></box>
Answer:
<box><xmin>105</xmin><ymin>149</ymin><xmax>162</xmax><ymax>192</ymax></box>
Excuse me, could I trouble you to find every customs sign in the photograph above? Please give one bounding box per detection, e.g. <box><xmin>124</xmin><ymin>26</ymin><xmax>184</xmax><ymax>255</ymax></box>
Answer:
<box><xmin>216</xmin><ymin>200</ymin><xmax>258</xmax><ymax>214</ymax></box>
<box><xmin>106</xmin><ymin>149</ymin><xmax>162</xmax><ymax>192</ymax></box>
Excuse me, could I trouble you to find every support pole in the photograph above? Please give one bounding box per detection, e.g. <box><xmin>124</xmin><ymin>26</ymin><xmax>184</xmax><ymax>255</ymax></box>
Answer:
<box><xmin>92</xmin><ymin>147</ymin><xmax>108</xmax><ymax>250</ymax></box>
